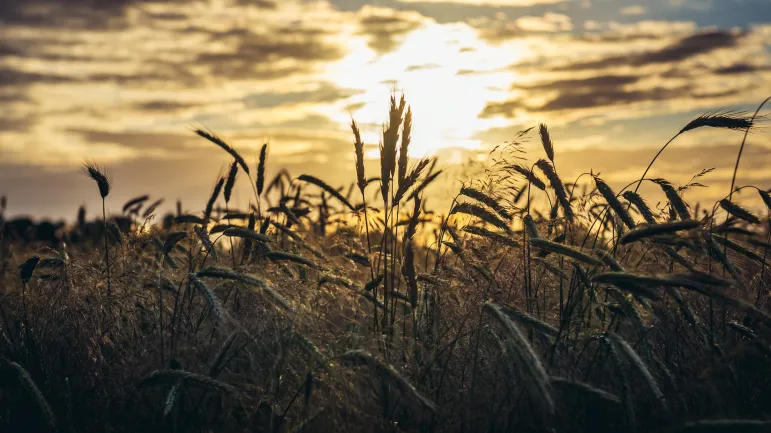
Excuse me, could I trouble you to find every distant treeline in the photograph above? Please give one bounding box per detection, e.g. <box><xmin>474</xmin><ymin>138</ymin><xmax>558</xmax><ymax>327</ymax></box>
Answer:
<box><xmin>0</xmin><ymin>205</ymin><xmax>176</xmax><ymax>246</ymax></box>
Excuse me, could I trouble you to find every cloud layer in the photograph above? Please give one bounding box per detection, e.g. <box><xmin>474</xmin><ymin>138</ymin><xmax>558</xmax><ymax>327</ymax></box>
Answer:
<box><xmin>1</xmin><ymin>0</ymin><xmax>770</xmax><ymax>218</ymax></box>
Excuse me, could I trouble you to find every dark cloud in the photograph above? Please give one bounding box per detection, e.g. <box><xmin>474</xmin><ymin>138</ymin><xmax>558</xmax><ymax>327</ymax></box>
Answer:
<box><xmin>196</xmin><ymin>27</ymin><xmax>343</xmax><ymax>80</ymax></box>
<box><xmin>243</xmin><ymin>83</ymin><xmax>363</xmax><ymax>109</ymax></box>
<box><xmin>479</xmin><ymin>27</ymin><xmax>764</xmax><ymax>119</ymax></box>
<box><xmin>0</xmin><ymin>42</ymin><xmax>22</xmax><ymax>56</ymax></box>
<box><xmin>67</xmin><ymin>129</ymin><xmax>197</xmax><ymax>151</ymax></box>
<box><xmin>0</xmin><ymin>91</ymin><xmax>27</xmax><ymax>103</ymax></box>
<box><xmin>456</xmin><ymin>69</ymin><xmax>481</xmax><ymax>75</ymax></box>
<box><xmin>477</xmin><ymin>26</ymin><xmax>526</xmax><ymax>42</ymax></box>
<box><xmin>577</xmin><ymin>33</ymin><xmax>665</xmax><ymax>43</ymax></box>
<box><xmin>134</xmin><ymin>101</ymin><xmax>202</xmax><ymax>112</ymax></box>
<box><xmin>345</xmin><ymin>101</ymin><xmax>367</xmax><ymax>112</ymax></box>
<box><xmin>87</xmin><ymin>65</ymin><xmax>199</xmax><ymax>86</ymax></box>
<box><xmin>142</xmin><ymin>11</ymin><xmax>189</xmax><ymax>21</ymax></box>
<box><xmin>232</xmin><ymin>0</ymin><xmax>276</xmax><ymax>8</ymax></box>
<box><xmin>0</xmin><ymin>0</ymin><xmax>273</xmax><ymax>28</ymax></box>
<box><xmin>714</xmin><ymin>63</ymin><xmax>771</xmax><ymax>75</ymax></box>
<box><xmin>0</xmin><ymin>67</ymin><xmax>72</xmax><ymax>88</ymax></box>
<box><xmin>358</xmin><ymin>10</ymin><xmax>423</xmax><ymax>54</ymax></box>
<box><xmin>482</xmin><ymin>74</ymin><xmax>650</xmax><ymax>116</ymax></box>
<box><xmin>0</xmin><ymin>115</ymin><xmax>35</xmax><ymax>132</ymax></box>
<box><xmin>0</xmin><ymin>0</ymin><xmax>139</xmax><ymax>29</ymax></box>
<box><xmin>203</xmin><ymin>27</ymin><xmax>341</xmax><ymax>61</ymax></box>
<box><xmin>480</xmin><ymin>67</ymin><xmax>762</xmax><ymax>117</ymax></box>
<box><xmin>536</xmin><ymin>86</ymin><xmax>688</xmax><ymax>111</ymax></box>
<box><xmin>553</xmin><ymin>29</ymin><xmax>742</xmax><ymax>71</ymax></box>
<box><xmin>0</xmin><ymin>65</ymin><xmax>196</xmax><ymax>90</ymax></box>
<box><xmin>514</xmin><ymin>74</ymin><xmax>640</xmax><ymax>91</ymax></box>
<box><xmin>406</xmin><ymin>63</ymin><xmax>440</xmax><ymax>71</ymax></box>
<box><xmin>268</xmin><ymin>114</ymin><xmax>342</xmax><ymax>130</ymax></box>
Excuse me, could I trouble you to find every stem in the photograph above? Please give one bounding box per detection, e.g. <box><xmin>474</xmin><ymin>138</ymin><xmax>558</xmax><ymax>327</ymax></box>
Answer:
<box><xmin>158</xmin><ymin>257</ymin><xmax>165</xmax><ymax>367</ymax></box>
<box><xmin>728</xmin><ymin>96</ymin><xmax>771</xmax><ymax>202</ymax></box>
<box><xmin>634</xmin><ymin>134</ymin><xmax>679</xmax><ymax>194</ymax></box>
<box><xmin>756</xmin><ymin>225</ymin><xmax>770</xmax><ymax>307</ymax></box>
<box><xmin>720</xmin><ymin>97</ymin><xmax>771</xmax><ymax>337</ymax></box>
<box><xmin>359</xmin><ymin>189</ymin><xmax>377</xmax><ymax>332</ymax></box>
<box><xmin>225</xmin><ymin>202</ymin><xmax>236</xmax><ymax>266</ymax></box>
<box><xmin>102</xmin><ymin>199</ymin><xmax>111</xmax><ymax>297</ymax></box>
<box><xmin>22</xmin><ymin>281</ymin><xmax>27</xmax><ymax>328</ymax></box>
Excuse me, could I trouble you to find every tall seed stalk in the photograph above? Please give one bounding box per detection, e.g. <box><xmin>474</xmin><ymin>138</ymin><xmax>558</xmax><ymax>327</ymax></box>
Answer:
<box><xmin>82</xmin><ymin>162</ymin><xmax>112</xmax><ymax>296</ymax></box>
<box><xmin>351</xmin><ymin>118</ymin><xmax>379</xmax><ymax>330</ymax></box>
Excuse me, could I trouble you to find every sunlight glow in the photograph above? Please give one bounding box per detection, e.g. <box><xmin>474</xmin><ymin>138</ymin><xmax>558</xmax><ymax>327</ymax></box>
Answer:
<box><xmin>325</xmin><ymin>21</ymin><xmax>523</xmax><ymax>158</ymax></box>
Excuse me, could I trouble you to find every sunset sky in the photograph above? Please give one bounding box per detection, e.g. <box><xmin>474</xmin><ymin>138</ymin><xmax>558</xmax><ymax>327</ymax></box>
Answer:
<box><xmin>1</xmin><ymin>0</ymin><xmax>771</xmax><ymax>220</ymax></box>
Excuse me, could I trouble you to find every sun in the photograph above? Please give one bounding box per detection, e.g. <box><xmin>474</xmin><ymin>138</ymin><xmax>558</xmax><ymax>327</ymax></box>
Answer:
<box><xmin>324</xmin><ymin>19</ymin><xmax>526</xmax><ymax>158</ymax></box>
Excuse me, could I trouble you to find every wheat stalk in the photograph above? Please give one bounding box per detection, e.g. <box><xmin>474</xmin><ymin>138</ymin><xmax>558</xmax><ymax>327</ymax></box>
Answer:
<box><xmin>619</xmin><ymin>220</ymin><xmax>701</xmax><ymax>244</ymax></box>
<box><xmin>536</xmin><ymin>159</ymin><xmax>573</xmax><ymax>222</ymax></box>
<box><xmin>484</xmin><ymin>302</ymin><xmax>554</xmax><ymax>420</ymax></box>
<box><xmin>297</xmin><ymin>174</ymin><xmax>354</xmax><ymax>211</ymax></box>
<box><xmin>195</xmin><ymin>129</ymin><xmax>250</xmax><ymax>175</ymax></box>
<box><xmin>188</xmin><ymin>273</ymin><xmax>228</xmax><ymax>327</ymax></box>
<box><xmin>539</xmin><ymin>123</ymin><xmax>554</xmax><ymax>163</ymax></box>
<box><xmin>719</xmin><ymin>199</ymin><xmax>760</xmax><ymax>224</ymax></box>
<box><xmin>460</xmin><ymin>186</ymin><xmax>511</xmax><ymax>220</ymax></box>
<box><xmin>595</xmin><ymin>176</ymin><xmax>636</xmax><ymax>229</ymax></box>
<box><xmin>122</xmin><ymin>194</ymin><xmax>149</xmax><ymax>214</ymax></box>
<box><xmin>138</xmin><ymin>369</ymin><xmax>237</xmax><ymax>394</ymax></box>
<box><xmin>529</xmin><ymin>238</ymin><xmax>602</xmax><ymax>266</ymax></box>
<box><xmin>82</xmin><ymin>161</ymin><xmax>112</xmax><ymax>296</ymax></box>
<box><xmin>1</xmin><ymin>358</ymin><xmax>57</xmax><ymax>432</ymax></box>
<box><xmin>342</xmin><ymin>349</ymin><xmax>436</xmax><ymax>412</ymax></box>
<box><xmin>622</xmin><ymin>191</ymin><xmax>657</xmax><ymax>224</ymax></box>
<box><xmin>223</xmin><ymin>160</ymin><xmax>239</xmax><ymax>204</ymax></box>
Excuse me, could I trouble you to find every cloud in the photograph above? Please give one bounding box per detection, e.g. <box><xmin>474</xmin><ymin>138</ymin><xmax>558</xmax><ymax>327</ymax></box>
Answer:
<box><xmin>194</xmin><ymin>27</ymin><xmax>344</xmax><ymax>80</ymax></box>
<box><xmin>481</xmin><ymin>23</ymin><xmax>771</xmax><ymax>125</ymax></box>
<box><xmin>242</xmin><ymin>83</ymin><xmax>363</xmax><ymax>109</ymax></box>
<box><xmin>406</xmin><ymin>63</ymin><xmax>441</xmax><ymax>71</ymax></box>
<box><xmin>483</xmin><ymin>74</ymin><xmax>656</xmax><ymax>114</ymax></box>
<box><xmin>474</xmin><ymin>13</ymin><xmax>573</xmax><ymax>41</ymax></box>
<box><xmin>357</xmin><ymin>6</ymin><xmax>425</xmax><ymax>54</ymax></box>
<box><xmin>553</xmin><ymin>29</ymin><xmax>743</xmax><ymax>71</ymax></box>
<box><xmin>580</xmin><ymin>20</ymin><xmax>698</xmax><ymax>41</ymax></box>
<box><xmin>0</xmin><ymin>67</ymin><xmax>71</xmax><ymax>88</ymax></box>
<box><xmin>481</xmin><ymin>80</ymin><xmax>695</xmax><ymax>117</ymax></box>
<box><xmin>713</xmin><ymin>63</ymin><xmax>771</xmax><ymax>75</ymax></box>
<box><xmin>514</xmin><ymin>13</ymin><xmax>572</xmax><ymax>33</ymax></box>
<box><xmin>134</xmin><ymin>101</ymin><xmax>202</xmax><ymax>112</ymax></box>
<box><xmin>620</xmin><ymin>6</ymin><xmax>647</xmax><ymax>16</ymax></box>
<box><xmin>0</xmin><ymin>115</ymin><xmax>35</xmax><ymax>132</ymax></box>
<box><xmin>516</xmin><ymin>74</ymin><xmax>641</xmax><ymax>91</ymax></box>
<box><xmin>396</xmin><ymin>0</ymin><xmax>566</xmax><ymax>6</ymax></box>
<box><xmin>0</xmin><ymin>0</ymin><xmax>367</xmax><ymax>182</ymax></box>
<box><xmin>0</xmin><ymin>0</ymin><xmax>275</xmax><ymax>29</ymax></box>
<box><xmin>67</xmin><ymin>129</ymin><xmax>197</xmax><ymax>153</ymax></box>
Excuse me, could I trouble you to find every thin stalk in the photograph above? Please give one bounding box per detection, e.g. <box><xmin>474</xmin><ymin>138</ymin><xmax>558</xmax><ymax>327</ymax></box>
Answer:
<box><xmin>102</xmin><ymin>199</ymin><xmax>111</xmax><ymax>297</ymax></box>
<box><xmin>158</xmin><ymin>256</ymin><xmax>165</xmax><ymax>367</ymax></box>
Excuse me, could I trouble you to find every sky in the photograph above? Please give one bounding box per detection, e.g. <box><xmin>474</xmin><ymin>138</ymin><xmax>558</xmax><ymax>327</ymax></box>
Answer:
<box><xmin>1</xmin><ymin>0</ymin><xmax>771</xmax><ymax>220</ymax></box>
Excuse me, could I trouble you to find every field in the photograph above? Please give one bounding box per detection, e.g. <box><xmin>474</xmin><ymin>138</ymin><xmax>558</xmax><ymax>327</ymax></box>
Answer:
<box><xmin>2</xmin><ymin>95</ymin><xmax>771</xmax><ymax>433</ymax></box>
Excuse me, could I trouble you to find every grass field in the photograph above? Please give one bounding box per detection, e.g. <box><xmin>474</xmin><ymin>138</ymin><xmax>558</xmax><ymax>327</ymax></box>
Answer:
<box><xmin>2</xmin><ymin>95</ymin><xmax>771</xmax><ymax>433</ymax></box>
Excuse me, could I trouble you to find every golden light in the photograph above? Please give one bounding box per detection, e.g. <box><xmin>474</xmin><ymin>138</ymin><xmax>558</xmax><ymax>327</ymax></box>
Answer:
<box><xmin>324</xmin><ymin>19</ymin><xmax>528</xmax><ymax>158</ymax></box>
